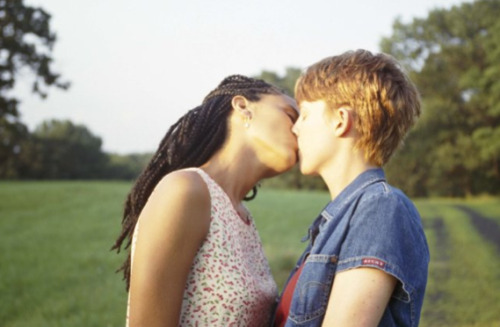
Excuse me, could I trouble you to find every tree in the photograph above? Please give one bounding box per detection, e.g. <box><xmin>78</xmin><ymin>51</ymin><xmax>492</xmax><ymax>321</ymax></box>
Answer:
<box><xmin>0</xmin><ymin>119</ymin><xmax>29</xmax><ymax>177</ymax></box>
<box><xmin>381</xmin><ymin>0</ymin><xmax>500</xmax><ymax>196</ymax></box>
<box><xmin>0</xmin><ymin>0</ymin><xmax>69</xmax><ymax>168</ymax></box>
<box><xmin>257</xmin><ymin>67</ymin><xmax>302</xmax><ymax>96</ymax></box>
<box><xmin>29</xmin><ymin>119</ymin><xmax>107</xmax><ymax>179</ymax></box>
<box><xmin>105</xmin><ymin>152</ymin><xmax>152</xmax><ymax>180</ymax></box>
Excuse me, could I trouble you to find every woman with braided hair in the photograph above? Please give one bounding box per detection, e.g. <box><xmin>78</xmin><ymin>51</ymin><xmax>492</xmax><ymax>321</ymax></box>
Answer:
<box><xmin>112</xmin><ymin>75</ymin><xmax>299</xmax><ymax>327</ymax></box>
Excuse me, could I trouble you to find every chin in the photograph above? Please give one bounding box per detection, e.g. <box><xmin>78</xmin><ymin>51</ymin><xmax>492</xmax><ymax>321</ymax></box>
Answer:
<box><xmin>282</xmin><ymin>153</ymin><xmax>298</xmax><ymax>172</ymax></box>
<box><xmin>264</xmin><ymin>157</ymin><xmax>297</xmax><ymax>178</ymax></box>
<box><xmin>298</xmin><ymin>162</ymin><xmax>318</xmax><ymax>176</ymax></box>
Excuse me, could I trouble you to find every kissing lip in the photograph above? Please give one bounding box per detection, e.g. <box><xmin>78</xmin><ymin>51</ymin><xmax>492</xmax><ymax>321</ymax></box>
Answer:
<box><xmin>293</xmin><ymin>150</ymin><xmax>299</xmax><ymax>165</ymax></box>
<box><xmin>294</xmin><ymin>149</ymin><xmax>302</xmax><ymax>164</ymax></box>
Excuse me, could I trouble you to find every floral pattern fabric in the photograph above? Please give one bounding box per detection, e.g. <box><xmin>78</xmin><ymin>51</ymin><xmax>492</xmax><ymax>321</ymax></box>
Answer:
<box><xmin>127</xmin><ymin>168</ymin><xmax>278</xmax><ymax>327</ymax></box>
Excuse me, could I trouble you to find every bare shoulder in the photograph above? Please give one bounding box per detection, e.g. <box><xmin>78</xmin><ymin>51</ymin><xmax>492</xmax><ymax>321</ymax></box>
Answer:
<box><xmin>155</xmin><ymin>169</ymin><xmax>210</xmax><ymax>199</ymax></box>
<box><xmin>140</xmin><ymin>169</ymin><xmax>211</xmax><ymax>231</ymax></box>
<box><xmin>129</xmin><ymin>170</ymin><xmax>212</xmax><ymax>325</ymax></box>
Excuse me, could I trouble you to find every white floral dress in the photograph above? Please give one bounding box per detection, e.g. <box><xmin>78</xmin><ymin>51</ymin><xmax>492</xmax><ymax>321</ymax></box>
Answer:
<box><xmin>127</xmin><ymin>168</ymin><xmax>278</xmax><ymax>327</ymax></box>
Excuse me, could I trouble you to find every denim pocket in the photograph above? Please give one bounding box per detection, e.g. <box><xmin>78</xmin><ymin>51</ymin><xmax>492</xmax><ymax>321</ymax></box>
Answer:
<box><xmin>288</xmin><ymin>254</ymin><xmax>338</xmax><ymax>324</ymax></box>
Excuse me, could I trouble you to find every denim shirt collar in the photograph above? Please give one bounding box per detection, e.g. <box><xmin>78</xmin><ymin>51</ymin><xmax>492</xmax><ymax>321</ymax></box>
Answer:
<box><xmin>321</xmin><ymin>168</ymin><xmax>386</xmax><ymax>221</ymax></box>
<box><xmin>302</xmin><ymin>168</ymin><xmax>386</xmax><ymax>244</ymax></box>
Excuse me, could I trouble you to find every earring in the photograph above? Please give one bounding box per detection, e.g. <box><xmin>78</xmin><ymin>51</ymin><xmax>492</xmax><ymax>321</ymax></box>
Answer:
<box><xmin>244</xmin><ymin>113</ymin><xmax>251</xmax><ymax>128</ymax></box>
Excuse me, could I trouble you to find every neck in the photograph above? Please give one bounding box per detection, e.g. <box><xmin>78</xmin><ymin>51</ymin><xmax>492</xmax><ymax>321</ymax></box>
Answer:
<box><xmin>200</xmin><ymin>143</ymin><xmax>265</xmax><ymax>205</ymax></box>
<box><xmin>320</xmin><ymin>150</ymin><xmax>378</xmax><ymax>200</ymax></box>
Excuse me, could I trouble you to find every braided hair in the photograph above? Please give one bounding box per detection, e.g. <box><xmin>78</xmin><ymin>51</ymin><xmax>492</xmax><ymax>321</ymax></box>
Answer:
<box><xmin>111</xmin><ymin>75</ymin><xmax>283</xmax><ymax>290</ymax></box>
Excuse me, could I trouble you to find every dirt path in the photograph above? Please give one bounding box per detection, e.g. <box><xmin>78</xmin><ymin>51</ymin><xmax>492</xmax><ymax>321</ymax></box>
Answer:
<box><xmin>422</xmin><ymin>217</ymin><xmax>449</xmax><ymax>324</ymax></box>
<box><xmin>454</xmin><ymin>205</ymin><xmax>500</xmax><ymax>253</ymax></box>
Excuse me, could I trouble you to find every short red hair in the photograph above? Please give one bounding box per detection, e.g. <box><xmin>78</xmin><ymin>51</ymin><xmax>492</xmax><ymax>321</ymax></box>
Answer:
<box><xmin>295</xmin><ymin>49</ymin><xmax>421</xmax><ymax>166</ymax></box>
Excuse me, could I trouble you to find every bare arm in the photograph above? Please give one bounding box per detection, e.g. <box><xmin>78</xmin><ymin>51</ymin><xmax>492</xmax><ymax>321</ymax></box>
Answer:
<box><xmin>321</xmin><ymin>267</ymin><xmax>397</xmax><ymax>327</ymax></box>
<box><xmin>128</xmin><ymin>171</ymin><xmax>211</xmax><ymax>327</ymax></box>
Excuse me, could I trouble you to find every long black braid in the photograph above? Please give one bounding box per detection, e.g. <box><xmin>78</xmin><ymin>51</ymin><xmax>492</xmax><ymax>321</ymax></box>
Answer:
<box><xmin>111</xmin><ymin>75</ymin><xmax>283</xmax><ymax>291</ymax></box>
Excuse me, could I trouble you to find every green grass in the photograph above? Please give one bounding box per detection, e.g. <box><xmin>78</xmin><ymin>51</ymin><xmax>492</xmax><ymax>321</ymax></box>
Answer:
<box><xmin>0</xmin><ymin>181</ymin><xmax>129</xmax><ymax>327</ymax></box>
<box><xmin>1</xmin><ymin>182</ymin><xmax>499</xmax><ymax>327</ymax></box>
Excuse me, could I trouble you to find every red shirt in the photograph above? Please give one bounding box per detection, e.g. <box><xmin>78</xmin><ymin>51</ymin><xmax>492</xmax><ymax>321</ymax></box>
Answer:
<box><xmin>274</xmin><ymin>261</ymin><xmax>306</xmax><ymax>327</ymax></box>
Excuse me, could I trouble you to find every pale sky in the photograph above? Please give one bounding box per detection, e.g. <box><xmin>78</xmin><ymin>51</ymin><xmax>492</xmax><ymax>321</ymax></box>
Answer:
<box><xmin>14</xmin><ymin>0</ymin><xmax>467</xmax><ymax>154</ymax></box>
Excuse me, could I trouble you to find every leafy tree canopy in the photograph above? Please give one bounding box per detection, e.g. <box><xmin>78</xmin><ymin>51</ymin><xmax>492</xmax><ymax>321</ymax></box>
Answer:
<box><xmin>381</xmin><ymin>0</ymin><xmax>500</xmax><ymax>196</ymax></box>
<box><xmin>0</xmin><ymin>0</ymin><xmax>69</xmax><ymax>163</ymax></box>
<box><xmin>30</xmin><ymin>119</ymin><xmax>106</xmax><ymax>179</ymax></box>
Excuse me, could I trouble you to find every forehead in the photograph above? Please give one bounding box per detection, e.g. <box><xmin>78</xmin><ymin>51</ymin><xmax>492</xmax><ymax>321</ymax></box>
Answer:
<box><xmin>297</xmin><ymin>99</ymin><xmax>329</xmax><ymax>112</ymax></box>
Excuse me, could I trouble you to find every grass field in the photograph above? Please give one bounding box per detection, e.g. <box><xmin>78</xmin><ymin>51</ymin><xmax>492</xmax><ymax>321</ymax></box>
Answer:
<box><xmin>1</xmin><ymin>181</ymin><xmax>499</xmax><ymax>327</ymax></box>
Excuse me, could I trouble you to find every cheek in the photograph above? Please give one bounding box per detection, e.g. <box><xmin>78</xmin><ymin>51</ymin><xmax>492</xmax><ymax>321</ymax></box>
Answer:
<box><xmin>297</xmin><ymin>123</ymin><xmax>318</xmax><ymax>145</ymax></box>
<box><xmin>297</xmin><ymin>123</ymin><xmax>331</xmax><ymax>157</ymax></box>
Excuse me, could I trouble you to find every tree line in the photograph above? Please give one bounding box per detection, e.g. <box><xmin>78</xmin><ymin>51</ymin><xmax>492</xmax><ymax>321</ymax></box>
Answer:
<box><xmin>1</xmin><ymin>0</ymin><xmax>499</xmax><ymax>197</ymax></box>
<box><xmin>0</xmin><ymin>119</ymin><xmax>151</xmax><ymax>180</ymax></box>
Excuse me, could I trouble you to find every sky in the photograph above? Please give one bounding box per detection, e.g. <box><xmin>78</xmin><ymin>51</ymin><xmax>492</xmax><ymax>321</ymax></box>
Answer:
<box><xmin>14</xmin><ymin>0</ymin><xmax>467</xmax><ymax>154</ymax></box>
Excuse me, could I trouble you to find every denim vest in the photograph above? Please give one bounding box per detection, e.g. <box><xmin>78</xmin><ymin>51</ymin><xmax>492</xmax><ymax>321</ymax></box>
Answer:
<box><xmin>279</xmin><ymin>169</ymin><xmax>429</xmax><ymax>327</ymax></box>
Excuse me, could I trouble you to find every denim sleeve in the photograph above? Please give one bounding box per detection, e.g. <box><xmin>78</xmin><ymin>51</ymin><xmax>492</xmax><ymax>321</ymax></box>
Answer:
<box><xmin>335</xmin><ymin>188</ymin><xmax>428</xmax><ymax>302</ymax></box>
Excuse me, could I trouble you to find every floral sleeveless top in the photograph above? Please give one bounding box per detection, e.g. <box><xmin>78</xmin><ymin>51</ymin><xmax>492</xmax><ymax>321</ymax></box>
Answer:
<box><xmin>127</xmin><ymin>168</ymin><xmax>278</xmax><ymax>327</ymax></box>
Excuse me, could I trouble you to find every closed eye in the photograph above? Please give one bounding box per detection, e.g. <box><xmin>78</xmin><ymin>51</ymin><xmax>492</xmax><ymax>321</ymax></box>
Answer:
<box><xmin>287</xmin><ymin>113</ymin><xmax>298</xmax><ymax>123</ymax></box>
<box><xmin>284</xmin><ymin>107</ymin><xmax>299</xmax><ymax>123</ymax></box>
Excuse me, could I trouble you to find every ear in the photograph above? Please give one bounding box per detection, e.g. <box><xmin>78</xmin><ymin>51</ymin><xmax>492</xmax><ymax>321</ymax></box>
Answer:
<box><xmin>333</xmin><ymin>107</ymin><xmax>353</xmax><ymax>137</ymax></box>
<box><xmin>231</xmin><ymin>95</ymin><xmax>252</xmax><ymax>120</ymax></box>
